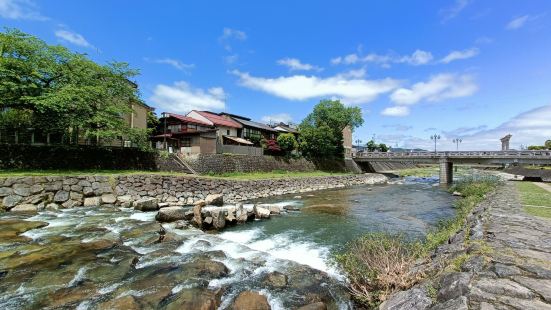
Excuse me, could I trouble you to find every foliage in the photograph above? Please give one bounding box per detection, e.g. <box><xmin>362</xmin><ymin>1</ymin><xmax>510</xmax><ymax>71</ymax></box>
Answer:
<box><xmin>147</xmin><ymin>111</ymin><xmax>159</xmax><ymax>129</ymax></box>
<box><xmin>0</xmin><ymin>108</ymin><xmax>32</xmax><ymax>129</ymax></box>
<box><xmin>263</xmin><ymin>139</ymin><xmax>281</xmax><ymax>154</ymax></box>
<box><xmin>546</xmin><ymin>140</ymin><xmax>551</xmax><ymax>149</ymax></box>
<box><xmin>334</xmin><ymin>233</ymin><xmax>424</xmax><ymax>307</ymax></box>
<box><xmin>299</xmin><ymin>99</ymin><xmax>363</xmax><ymax>159</ymax></box>
<box><xmin>277</xmin><ymin>133</ymin><xmax>298</xmax><ymax>155</ymax></box>
<box><xmin>248</xmin><ymin>135</ymin><xmax>262</xmax><ymax>146</ymax></box>
<box><xmin>0</xmin><ymin>28</ymin><xmax>146</xmax><ymax>144</ymax></box>
<box><xmin>527</xmin><ymin>145</ymin><xmax>546</xmax><ymax>150</ymax></box>
<box><xmin>366</xmin><ymin>140</ymin><xmax>378</xmax><ymax>152</ymax></box>
<box><xmin>378</xmin><ymin>143</ymin><xmax>389</xmax><ymax>152</ymax></box>
<box><xmin>335</xmin><ymin>175</ymin><xmax>501</xmax><ymax>308</ymax></box>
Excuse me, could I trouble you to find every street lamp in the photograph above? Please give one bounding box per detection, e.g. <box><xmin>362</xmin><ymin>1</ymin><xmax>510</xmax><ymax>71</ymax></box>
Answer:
<box><xmin>161</xmin><ymin>112</ymin><xmax>168</xmax><ymax>149</ymax></box>
<box><xmin>452</xmin><ymin>138</ymin><xmax>462</xmax><ymax>151</ymax></box>
<box><xmin>430</xmin><ymin>134</ymin><xmax>441</xmax><ymax>153</ymax></box>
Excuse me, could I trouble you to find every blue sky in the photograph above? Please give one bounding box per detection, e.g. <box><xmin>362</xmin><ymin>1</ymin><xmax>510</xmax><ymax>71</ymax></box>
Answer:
<box><xmin>2</xmin><ymin>0</ymin><xmax>551</xmax><ymax>150</ymax></box>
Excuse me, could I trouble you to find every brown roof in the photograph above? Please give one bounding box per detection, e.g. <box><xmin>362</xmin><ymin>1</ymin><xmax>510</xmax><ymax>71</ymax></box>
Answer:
<box><xmin>167</xmin><ymin>113</ymin><xmax>213</xmax><ymax>126</ymax></box>
<box><xmin>195</xmin><ymin>111</ymin><xmax>242</xmax><ymax>128</ymax></box>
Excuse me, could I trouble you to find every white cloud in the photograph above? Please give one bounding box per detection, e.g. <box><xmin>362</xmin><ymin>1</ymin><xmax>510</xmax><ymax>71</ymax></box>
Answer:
<box><xmin>261</xmin><ymin>113</ymin><xmax>293</xmax><ymax>124</ymax></box>
<box><xmin>440</xmin><ymin>0</ymin><xmax>471</xmax><ymax>23</ymax></box>
<box><xmin>277</xmin><ymin>58</ymin><xmax>322</xmax><ymax>71</ymax></box>
<box><xmin>148</xmin><ymin>58</ymin><xmax>194</xmax><ymax>71</ymax></box>
<box><xmin>149</xmin><ymin>81</ymin><xmax>226</xmax><ymax>114</ymax></box>
<box><xmin>331</xmin><ymin>49</ymin><xmax>433</xmax><ymax>66</ymax></box>
<box><xmin>232</xmin><ymin>70</ymin><xmax>400</xmax><ymax>105</ymax></box>
<box><xmin>390</xmin><ymin>74</ymin><xmax>478</xmax><ymax>105</ymax></box>
<box><xmin>506</xmin><ymin>15</ymin><xmax>531</xmax><ymax>30</ymax></box>
<box><xmin>381</xmin><ymin>106</ymin><xmax>410</xmax><ymax>117</ymax></box>
<box><xmin>54</xmin><ymin>29</ymin><xmax>92</xmax><ymax>48</ymax></box>
<box><xmin>219</xmin><ymin>27</ymin><xmax>247</xmax><ymax>51</ymax></box>
<box><xmin>440</xmin><ymin>48</ymin><xmax>479</xmax><ymax>63</ymax></box>
<box><xmin>0</xmin><ymin>0</ymin><xmax>46</xmax><ymax>20</ymax></box>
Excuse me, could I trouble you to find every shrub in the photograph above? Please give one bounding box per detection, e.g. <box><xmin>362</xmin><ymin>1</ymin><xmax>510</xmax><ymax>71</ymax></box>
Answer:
<box><xmin>334</xmin><ymin>233</ymin><xmax>424</xmax><ymax>307</ymax></box>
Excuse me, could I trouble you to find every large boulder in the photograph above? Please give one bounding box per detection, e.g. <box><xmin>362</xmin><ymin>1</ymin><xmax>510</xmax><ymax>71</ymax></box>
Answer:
<box><xmin>379</xmin><ymin>287</ymin><xmax>432</xmax><ymax>310</ymax></box>
<box><xmin>133</xmin><ymin>198</ymin><xmax>158</xmax><ymax>211</ymax></box>
<box><xmin>156</xmin><ymin>206</ymin><xmax>187</xmax><ymax>222</ymax></box>
<box><xmin>84</xmin><ymin>197</ymin><xmax>101</xmax><ymax>207</ymax></box>
<box><xmin>53</xmin><ymin>190</ymin><xmax>70</xmax><ymax>203</ymax></box>
<box><xmin>211</xmin><ymin>208</ymin><xmax>226</xmax><ymax>230</ymax></box>
<box><xmin>205</xmin><ymin>194</ymin><xmax>224</xmax><ymax>206</ymax></box>
<box><xmin>232</xmin><ymin>291</ymin><xmax>271</xmax><ymax>310</ymax></box>
<box><xmin>236</xmin><ymin>204</ymin><xmax>248</xmax><ymax>223</ymax></box>
<box><xmin>263</xmin><ymin>271</ymin><xmax>288</xmax><ymax>288</ymax></box>
<box><xmin>437</xmin><ymin>272</ymin><xmax>471</xmax><ymax>302</ymax></box>
<box><xmin>101</xmin><ymin>194</ymin><xmax>117</xmax><ymax>204</ymax></box>
<box><xmin>254</xmin><ymin>206</ymin><xmax>270</xmax><ymax>219</ymax></box>
<box><xmin>10</xmin><ymin>204</ymin><xmax>38</xmax><ymax>213</ymax></box>
<box><xmin>193</xmin><ymin>201</ymin><xmax>206</xmax><ymax>228</ymax></box>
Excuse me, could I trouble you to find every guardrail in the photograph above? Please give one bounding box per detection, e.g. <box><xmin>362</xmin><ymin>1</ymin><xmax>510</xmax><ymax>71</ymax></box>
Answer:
<box><xmin>353</xmin><ymin>150</ymin><xmax>551</xmax><ymax>158</ymax></box>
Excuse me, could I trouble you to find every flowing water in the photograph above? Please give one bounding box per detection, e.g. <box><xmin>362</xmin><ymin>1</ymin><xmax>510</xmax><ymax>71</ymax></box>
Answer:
<box><xmin>0</xmin><ymin>177</ymin><xmax>456</xmax><ymax>309</ymax></box>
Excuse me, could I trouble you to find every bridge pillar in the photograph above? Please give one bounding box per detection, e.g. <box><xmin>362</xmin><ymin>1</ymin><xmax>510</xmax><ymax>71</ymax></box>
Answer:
<box><xmin>439</xmin><ymin>158</ymin><xmax>453</xmax><ymax>185</ymax></box>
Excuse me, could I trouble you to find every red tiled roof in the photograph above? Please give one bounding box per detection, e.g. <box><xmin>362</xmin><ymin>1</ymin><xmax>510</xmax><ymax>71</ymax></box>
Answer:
<box><xmin>167</xmin><ymin>113</ymin><xmax>212</xmax><ymax>126</ymax></box>
<box><xmin>194</xmin><ymin>111</ymin><xmax>242</xmax><ymax>128</ymax></box>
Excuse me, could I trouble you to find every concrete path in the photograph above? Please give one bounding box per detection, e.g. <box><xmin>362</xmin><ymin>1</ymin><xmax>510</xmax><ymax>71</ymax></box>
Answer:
<box><xmin>533</xmin><ymin>181</ymin><xmax>551</xmax><ymax>193</ymax></box>
<box><xmin>468</xmin><ymin>182</ymin><xmax>551</xmax><ymax>309</ymax></box>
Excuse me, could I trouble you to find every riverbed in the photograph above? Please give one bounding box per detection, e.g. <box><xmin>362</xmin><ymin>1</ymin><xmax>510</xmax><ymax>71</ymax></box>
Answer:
<box><xmin>0</xmin><ymin>177</ymin><xmax>456</xmax><ymax>309</ymax></box>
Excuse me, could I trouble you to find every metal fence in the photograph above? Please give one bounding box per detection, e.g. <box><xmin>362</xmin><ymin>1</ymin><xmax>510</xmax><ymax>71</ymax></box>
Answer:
<box><xmin>216</xmin><ymin>143</ymin><xmax>264</xmax><ymax>156</ymax></box>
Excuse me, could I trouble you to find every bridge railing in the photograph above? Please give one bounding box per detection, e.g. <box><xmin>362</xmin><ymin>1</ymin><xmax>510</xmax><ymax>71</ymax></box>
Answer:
<box><xmin>353</xmin><ymin>150</ymin><xmax>551</xmax><ymax>158</ymax></box>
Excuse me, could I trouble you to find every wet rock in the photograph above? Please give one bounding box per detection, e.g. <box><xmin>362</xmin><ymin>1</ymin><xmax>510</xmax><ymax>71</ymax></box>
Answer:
<box><xmin>45</xmin><ymin>203</ymin><xmax>59</xmax><ymax>211</ymax></box>
<box><xmin>283</xmin><ymin>205</ymin><xmax>300</xmax><ymax>211</ymax></box>
<box><xmin>2</xmin><ymin>195</ymin><xmax>22</xmax><ymax>209</ymax></box>
<box><xmin>47</xmin><ymin>281</ymin><xmax>97</xmax><ymax>308</ymax></box>
<box><xmin>205</xmin><ymin>193</ymin><xmax>223</xmax><ymax>206</ymax></box>
<box><xmin>98</xmin><ymin>295</ymin><xmax>142</xmax><ymax>310</ymax></box>
<box><xmin>53</xmin><ymin>190</ymin><xmax>69</xmax><ymax>203</ymax></box>
<box><xmin>232</xmin><ymin>291</ymin><xmax>271</xmax><ymax>310</ymax></box>
<box><xmin>156</xmin><ymin>206</ymin><xmax>187</xmax><ymax>222</ymax></box>
<box><xmin>430</xmin><ymin>296</ymin><xmax>467</xmax><ymax>310</ymax></box>
<box><xmin>84</xmin><ymin>197</ymin><xmax>101</xmax><ymax>207</ymax></box>
<box><xmin>101</xmin><ymin>193</ymin><xmax>117</xmax><ymax>204</ymax></box>
<box><xmin>379</xmin><ymin>287</ymin><xmax>432</xmax><ymax>310</ymax></box>
<box><xmin>10</xmin><ymin>204</ymin><xmax>38</xmax><ymax>213</ymax></box>
<box><xmin>203</xmin><ymin>217</ymin><xmax>213</xmax><ymax>225</ymax></box>
<box><xmin>166</xmin><ymin>287</ymin><xmax>224</xmax><ymax>310</ymax></box>
<box><xmin>62</xmin><ymin>199</ymin><xmax>79</xmax><ymax>209</ymax></box>
<box><xmin>0</xmin><ymin>219</ymin><xmax>48</xmax><ymax>239</ymax></box>
<box><xmin>297</xmin><ymin>302</ymin><xmax>327</xmax><ymax>310</ymax></box>
<box><xmin>184</xmin><ymin>210</ymin><xmax>194</xmax><ymax>220</ymax></box>
<box><xmin>254</xmin><ymin>206</ymin><xmax>270</xmax><ymax>219</ymax></box>
<box><xmin>133</xmin><ymin>197</ymin><xmax>158</xmax><ymax>211</ymax></box>
<box><xmin>437</xmin><ymin>272</ymin><xmax>471</xmax><ymax>302</ymax></box>
<box><xmin>236</xmin><ymin>204</ymin><xmax>248</xmax><ymax>223</ymax></box>
<box><xmin>211</xmin><ymin>209</ymin><xmax>226</xmax><ymax>230</ymax></box>
<box><xmin>175</xmin><ymin>220</ymin><xmax>190</xmax><ymax>229</ymax></box>
<box><xmin>263</xmin><ymin>271</ymin><xmax>288</xmax><ymax>288</ymax></box>
<box><xmin>193</xmin><ymin>201</ymin><xmax>206</xmax><ymax>227</ymax></box>
<box><xmin>81</xmin><ymin>239</ymin><xmax>119</xmax><ymax>252</ymax></box>
<box><xmin>269</xmin><ymin>205</ymin><xmax>281</xmax><ymax>215</ymax></box>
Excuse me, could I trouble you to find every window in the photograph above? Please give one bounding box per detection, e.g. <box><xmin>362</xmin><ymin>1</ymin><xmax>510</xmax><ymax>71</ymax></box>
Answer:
<box><xmin>181</xmin><ymin>138</ymin><xmax>191</xmax><ymax>147</ymax></box>
<box><xmin>187</xmin><ymin>124</ymin><xmax>197</xmax><ymax>130</ymax></box>
<box><xmin>227</xmin><ymin>130</ymin><xmax>230</xmax><ymax>135</ymax></box>
<box><xmin>123</xmin><ymin>141</ymin><xmax>132</xmax><ymax>147</ymax></box>
<box><xmin>243</xmin><ymin>127</ymin><xmax>261</xmax><ymax>139</ymax></box>
<box><xmin>167</xmin><ymin>124</ymin><xmax>181</xmax><ymax>133</ymax></box>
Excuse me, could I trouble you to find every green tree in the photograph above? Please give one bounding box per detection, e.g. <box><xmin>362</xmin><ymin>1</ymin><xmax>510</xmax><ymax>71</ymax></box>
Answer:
<box><xmin>0</xmin><ymin>28</ymin><xmax>147</xmax><ymax>145</ymax></box>
<box><xmin>277</xmin><ymin>133</ymin><xmax>299</xmax><ymax>156</ymax></box>
<box><xmin>299</xmin><ymin>99</ymin><xmax>363</xmax><ymax>158</ymax></box>
<box><xmin>545</xmin><ymin>140</ymin><xmax>551</xmax><ymax>150</ymax></box>
<box><xmin>366</xmin><ymin>140</ymin><xmax>378</xmax><ymax>152</ymax></box>
<box><xmin>378</xmin><ymin>143</ymin><xmax>389</xmax><ymax>152</ymax></box>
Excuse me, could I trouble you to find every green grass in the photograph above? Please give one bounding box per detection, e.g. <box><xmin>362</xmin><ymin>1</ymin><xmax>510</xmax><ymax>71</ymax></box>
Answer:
<box><xmin>516</xmin><ymin>182</ymin><xmax>551</xmax><ymax>207</ymax></box>
<box><xmin>524</xmin><ymin>206</ymin><xmax>551</xmax><ymax>219</ymax></box>
<box><xmin>203</xmin><ymin>170</ymin><xmax>350</xmax><ymax>180</ymax></box>
<box><xmin>0</xmin><ymin>169</ymin><xmax>349</xmax><ymax>180</ymax></box>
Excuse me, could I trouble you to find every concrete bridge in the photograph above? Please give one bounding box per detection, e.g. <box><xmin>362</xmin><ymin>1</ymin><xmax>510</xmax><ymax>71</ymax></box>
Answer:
<box><xmin>353</xmin><ymin>150</ymin><xmax>551</xmax><ymax>184</ymax></box>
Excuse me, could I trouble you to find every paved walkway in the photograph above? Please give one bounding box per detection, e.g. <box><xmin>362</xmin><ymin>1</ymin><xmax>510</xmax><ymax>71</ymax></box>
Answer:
<box><xmin>468</xmin><ymin>182</ymin><xmax>551</xmax><ymax>309</ymax></box>
<box><xmin>533</xmin><ymin>181</ymin><xmax>551</xmax><ymax>193</ymax></box>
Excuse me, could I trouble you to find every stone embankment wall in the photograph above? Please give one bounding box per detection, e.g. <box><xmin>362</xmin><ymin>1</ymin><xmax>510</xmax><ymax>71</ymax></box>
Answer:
<box><xmin>0</xmin><ymin>174</ymin><xmax>388</xmax><ymax>212</ymax></box>
<box><xmin>183</xmin><ymin>154</ymin><xmax>317</xmax><ymax>175</ymax></box>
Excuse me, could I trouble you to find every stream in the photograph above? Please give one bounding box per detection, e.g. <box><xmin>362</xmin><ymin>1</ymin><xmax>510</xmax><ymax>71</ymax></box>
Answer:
<box><xmin>0</xmin><ymin>176</ymin><xmax>456</xmax><ymax>309</ymax></box>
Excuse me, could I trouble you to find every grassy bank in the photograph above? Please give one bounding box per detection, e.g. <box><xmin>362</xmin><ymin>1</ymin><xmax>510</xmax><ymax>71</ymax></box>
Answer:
<box><xmin>516</xmin><ymin>182</ymin><xmax>551</xmax><ymax>218</ymax></box>
<box><xmin>334</xmin><ymin>175</ymin><xmax>500</xmax><ymax>308</ymax></box>
<box><xmin>0</xmin><ymin>169</ymin><xmax>349</xmax><ymax>180</ymax></box>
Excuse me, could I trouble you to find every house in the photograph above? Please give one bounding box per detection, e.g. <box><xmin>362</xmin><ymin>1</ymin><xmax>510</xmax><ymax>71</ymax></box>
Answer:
<box><xmin>123</xmin><ymin>101</ymin><xmax>152</xmax><ymax>130</ymax></box>
<box><xmin>152</xmin><ymin>113</ymin><xmax>217</xmax><ymax>155</ymax></box>
<box><xmin>272</xmin><ymin>122</ymin><xmax>299</xmax><ymax>137</ymax></box>
<box><xmin>219</xmin><ymin>112</ymin><xmax>278</xmax><ymax>144</ymax></box>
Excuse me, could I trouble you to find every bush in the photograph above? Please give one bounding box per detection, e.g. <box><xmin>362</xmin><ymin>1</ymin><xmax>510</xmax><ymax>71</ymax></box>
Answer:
<box><xmin>334</xmin><ymin>233</ymin><xmax>424</xmax><ymax>307</ymax></box>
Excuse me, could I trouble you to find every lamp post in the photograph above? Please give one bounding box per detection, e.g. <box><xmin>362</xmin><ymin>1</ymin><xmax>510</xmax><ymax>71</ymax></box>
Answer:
<box><xmin>161</xmin><ymin>112</ymin><xmax>168</xmax><ymax>149</ymax></box>
<box><xmin>430</xmin><ymin>134</ymin><xmax>440</xmax><ymax>153</ymax></box>
<box><xmin>452</xmin><ymin>138</ymin><xmax>462</xmax><ymax>151</ymax></box>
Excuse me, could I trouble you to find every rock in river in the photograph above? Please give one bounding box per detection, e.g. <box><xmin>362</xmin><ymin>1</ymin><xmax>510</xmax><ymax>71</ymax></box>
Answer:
<box><xmin>205</xmin><ymin>193</ymin><xmax>223</xmax><ymax>206</ymax></box>
<box><xmin>232</xmin><ymin>291</ymin><xmax>271</xmax><ymax>310</ymax></box>
<box><xmin>133</xmin><ymin>197</ymin><xmax>158</xmax><ymax>211</ymax></box>
<box><xmin>156</xmin><ymin>206</ymin><xmax>187</xmax><ymax>222</ymax></box>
